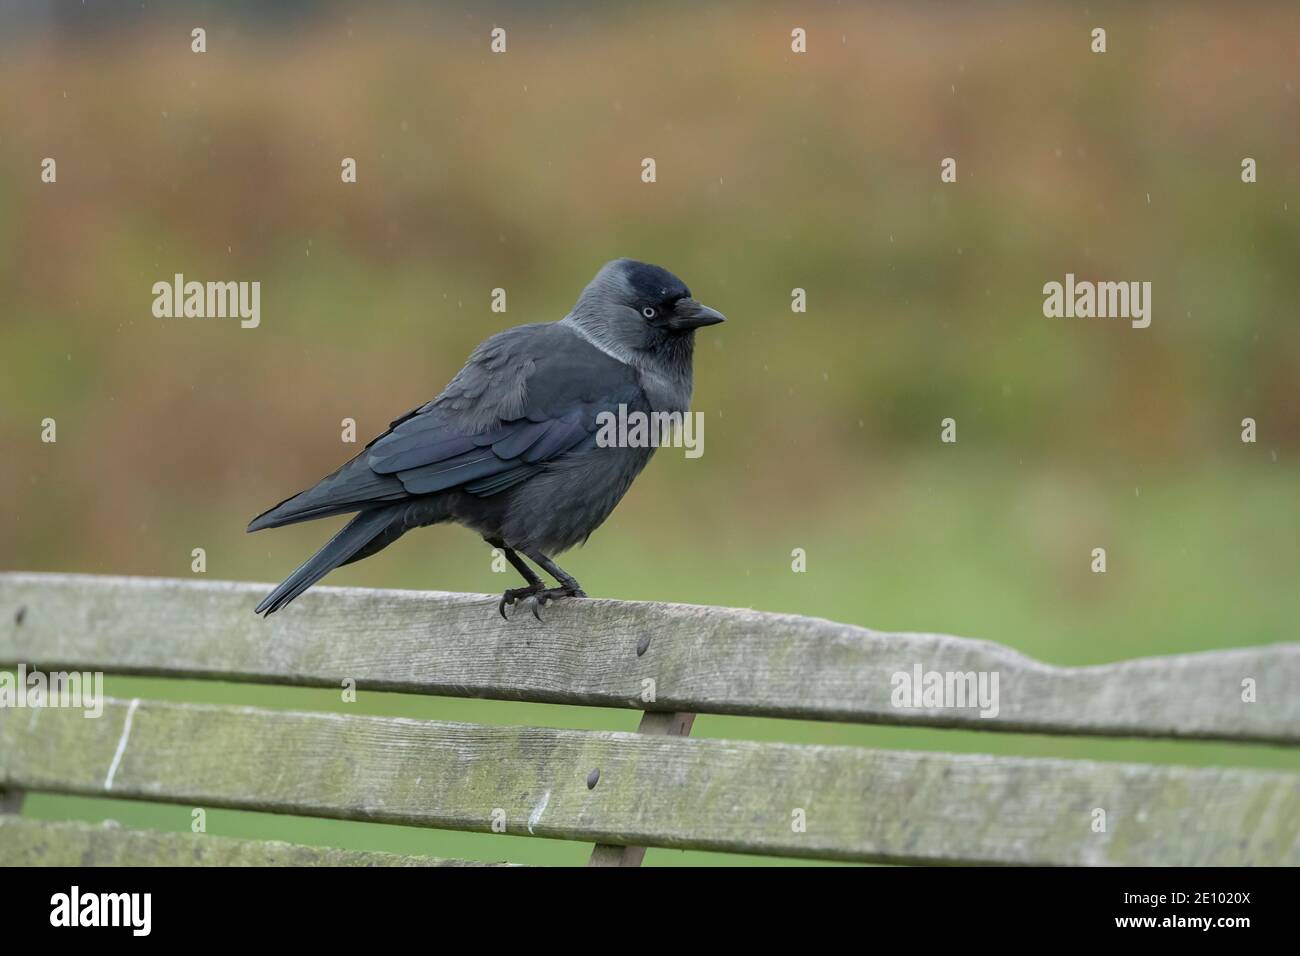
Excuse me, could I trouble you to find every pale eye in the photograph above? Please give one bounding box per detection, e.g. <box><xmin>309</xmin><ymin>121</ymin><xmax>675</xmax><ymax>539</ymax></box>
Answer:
<box><xmin>641</xmin><ymin>306</ymin><xmax>657</xmax><ymax>318</ymax></box>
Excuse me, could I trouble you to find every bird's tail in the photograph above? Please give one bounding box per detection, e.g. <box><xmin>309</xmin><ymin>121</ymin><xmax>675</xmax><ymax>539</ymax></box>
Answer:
<box><xmin>254</xmin><ymin>506</ymin><xmax>403</xmax><ymax>616</ymax></box>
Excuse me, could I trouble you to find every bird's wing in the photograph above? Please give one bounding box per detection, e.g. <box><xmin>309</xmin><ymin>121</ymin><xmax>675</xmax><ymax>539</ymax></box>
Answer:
<box><xmin>368</xmin><ymin>323</ymin><xmax>642</xmax><ymax>497</ymax></box>
<box><xmin>249</xmin><ymin>323</ymin><xmax>644</xmax><ymax>531</ymax></box>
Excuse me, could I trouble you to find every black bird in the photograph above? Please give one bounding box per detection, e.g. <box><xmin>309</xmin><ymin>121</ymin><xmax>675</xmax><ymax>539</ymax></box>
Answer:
<box><xmin>248</xmin><ymin>259</ymin><xmax>725</xmax><ymax>619</ymax></box>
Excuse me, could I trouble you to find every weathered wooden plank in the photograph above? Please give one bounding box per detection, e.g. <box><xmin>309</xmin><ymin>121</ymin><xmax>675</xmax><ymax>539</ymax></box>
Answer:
<box><xmin>2</xmin><ymin>573</ymin><xmax>1294</xmax><ymax>743</ymax></box>
<box><xmin>0</xmin><ymin>817</ymin><xmax>502</xmax><ymax>866</ymax></box>
<box><xmin>589</xmin><ymin>711</ymin><xmax>696</xmax><ymax>867</ymax></box>
<box><xmin>2</xmin><ymin>698</ymin><xmax>1296</xmax><ymax>865</ymax></box>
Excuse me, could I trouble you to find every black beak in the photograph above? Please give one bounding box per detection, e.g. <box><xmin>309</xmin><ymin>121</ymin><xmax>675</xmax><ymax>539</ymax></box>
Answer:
<box><xmin>670</xmin><ymin>298</ymin><xmax>726</xmax><ymax>331</ymax></box>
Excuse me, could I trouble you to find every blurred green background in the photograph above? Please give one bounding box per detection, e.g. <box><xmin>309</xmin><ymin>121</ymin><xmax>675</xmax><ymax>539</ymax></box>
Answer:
<box><xmin>2</xmin><ymin>1</ymin><xmax>1297</xmax><ymax>864</ymax></box>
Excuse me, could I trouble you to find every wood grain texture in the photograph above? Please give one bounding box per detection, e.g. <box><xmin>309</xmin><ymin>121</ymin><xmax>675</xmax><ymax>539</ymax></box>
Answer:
<box><xmin>2</xmin><ymin>573</ymin><xmax>1295</xmax><ymax>743</ymax></box>
<box><xmin>589</xmin><ymin>710</ymin><xmax>697</xmax><ymax>867</ymax></box>
<box><xmin>0</xmin><ymin>817</ymin><xmax>501</xmax><ymax>866</ymax></box>
<box><xmin>3</xmin><ymin>698</ymin><xmax>1296</xmax><ymax>865</ymax></box>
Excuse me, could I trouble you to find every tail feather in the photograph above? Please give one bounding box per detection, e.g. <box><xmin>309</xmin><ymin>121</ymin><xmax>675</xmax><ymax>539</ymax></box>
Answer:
<box><xmin>247</xmin><ymin>454</ymin><xmax>406</xmax><ymax>533</ymax></box>
<box><xmin>247</xmin><ymin>495</ymin><xmax>402</xmax><ymax>533</ymax></box>
<box><xmin>255</xmin><ymin>507</ymin><xmax>400</xmax><ymax>616</ymax></box>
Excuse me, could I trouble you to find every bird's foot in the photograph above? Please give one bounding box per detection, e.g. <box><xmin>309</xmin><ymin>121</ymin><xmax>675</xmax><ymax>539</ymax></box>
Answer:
<box><xmin>499</xmin><ymin>583</ymin><xmax>545</xmax><ymax>619</ymax></box>
<box><xmin>499</xmin><ymin>584</ymin><xmax>586</xmax><ymax>621</ymax></box>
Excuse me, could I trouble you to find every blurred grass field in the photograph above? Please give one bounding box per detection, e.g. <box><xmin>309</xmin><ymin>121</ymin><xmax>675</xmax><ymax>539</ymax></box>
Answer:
<box><xmin>2</xmin><ymin>2</ymin><xmax>1298</xmax><ymax>864</ymax></box>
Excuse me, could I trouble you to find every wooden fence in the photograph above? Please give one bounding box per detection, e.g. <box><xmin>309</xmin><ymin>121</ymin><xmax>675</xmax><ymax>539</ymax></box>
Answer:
<box><xmin>1</xmin><ymin>573</ymin><xmax>1297</xmax><ymax>865</ymax></box>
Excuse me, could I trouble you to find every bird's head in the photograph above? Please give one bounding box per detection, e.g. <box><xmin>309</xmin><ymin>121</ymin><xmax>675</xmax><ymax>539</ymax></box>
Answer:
<box><xmin>567</xmin><ymin>259</ymin><xmax>725</xmax><ymax>366</ymax></box>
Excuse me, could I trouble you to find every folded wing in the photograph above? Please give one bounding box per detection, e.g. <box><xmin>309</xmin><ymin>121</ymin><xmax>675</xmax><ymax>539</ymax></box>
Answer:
<box><xmin>247</xmin><ymin>323</ymin><xmax>640</xmax><ymax>532</ymax></box>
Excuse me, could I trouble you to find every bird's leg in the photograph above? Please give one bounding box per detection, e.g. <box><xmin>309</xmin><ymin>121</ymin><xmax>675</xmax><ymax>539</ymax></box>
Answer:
<box><xmin>515</xmin><ymin>549</ymin><xmax>587</xmax><ymax>621</ymax></box>
<box><xmin>490</xmin><ymin>540</ymin><xmax>546</xmax><ymax>619</ymax></box>
<box><xmin>526</xmin><ymin>551</ymin><xmax>586</xmax><ymax>596</ymax></box>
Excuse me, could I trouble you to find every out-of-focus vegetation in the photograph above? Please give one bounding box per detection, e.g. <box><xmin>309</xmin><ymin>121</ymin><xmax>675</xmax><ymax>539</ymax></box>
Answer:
<box><xmin>2</xmin><ymin>2</ymin><xmax>1298</xmax><ymax>865</ymax></box>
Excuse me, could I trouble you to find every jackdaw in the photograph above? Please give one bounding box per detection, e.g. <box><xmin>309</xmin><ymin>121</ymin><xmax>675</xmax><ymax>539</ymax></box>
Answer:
<box><xmin>248</xmin><ymin>258</ymin><xmax>725</xmax><ymax>619</ymax></box>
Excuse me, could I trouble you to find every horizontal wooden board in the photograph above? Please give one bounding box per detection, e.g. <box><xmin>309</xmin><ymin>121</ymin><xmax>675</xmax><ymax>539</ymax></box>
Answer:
<box><xmin>3</xmin><ymin>697</ymin><xmax>1296</xmax><ymax>865</ymax></box>
<box><xmin>1</xmin><ymin>573</ymin><xmax>1296</xmax><ymax>743</ymax></box>
<box><xmin>0</xmin><ymin>816</ymin><xmax>497</xmax><ymax>866</ymax></box>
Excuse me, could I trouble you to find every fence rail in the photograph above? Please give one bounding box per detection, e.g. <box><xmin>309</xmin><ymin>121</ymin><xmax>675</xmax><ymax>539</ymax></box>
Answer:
<box><xmin>4</xmin><ymin>696</ymin><xmax>1297</xmax><ymax>865</ymax></box>
<box><xmin>2</xmin><ymin>573</ymin><xmax>1296</xmax><ymax>743</ymax></box>
<box><xmin>0</xmin><ymin>817</ymin><xmax>496</xmax><ymax>867</ymax></box>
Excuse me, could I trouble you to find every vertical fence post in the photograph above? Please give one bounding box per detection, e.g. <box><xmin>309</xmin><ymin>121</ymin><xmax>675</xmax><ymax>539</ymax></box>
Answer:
<box><xmin>0</xmin><ymin>788</ymin><xmax>25</xmax><ymax>815</ymax></box>
<box><xmin>588</xmin><ymin>710</ymin><xmax>696</xmax><ymax>867</ymax></box>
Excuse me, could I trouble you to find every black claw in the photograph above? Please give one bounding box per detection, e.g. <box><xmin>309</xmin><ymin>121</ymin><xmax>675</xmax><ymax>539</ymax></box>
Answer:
<box><xmin>498</xmin><ymin>584</ymin><xmax>585</xmax><ymax>622</ymax></box>
<box><xmin>498</xmin><ymin>584</ymin><xmax>541</xmax><ymax>621</ymax></box>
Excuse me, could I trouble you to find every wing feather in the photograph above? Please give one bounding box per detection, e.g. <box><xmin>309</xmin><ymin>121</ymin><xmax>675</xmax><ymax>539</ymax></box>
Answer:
<box><xmin>250</xmin><ymin>322</ymin><xmax>645</xmax><ymax>530</ymax></box>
